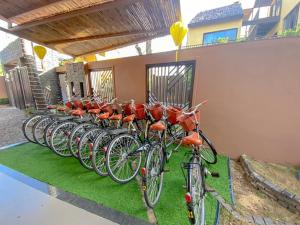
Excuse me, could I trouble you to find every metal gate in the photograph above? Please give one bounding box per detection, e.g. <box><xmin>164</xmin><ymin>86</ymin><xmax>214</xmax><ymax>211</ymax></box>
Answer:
<box><xmin>6</xmin><ymin>67</ymin><xmax>34</xmax><ymax>109</ymax></box>
<box><xmin>146</xmin><ymin>61</ymin><xmax>195</xmax><ymax>108</ymax></box>
<box><xmin>90</xmin><ymin>68</ymin><xmax>115</xmax><ymax>101</ymax></box>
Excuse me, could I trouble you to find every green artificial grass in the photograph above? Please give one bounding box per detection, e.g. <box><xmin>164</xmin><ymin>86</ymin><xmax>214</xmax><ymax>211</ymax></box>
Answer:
<box><xmin>0</xmin><ymin>143</ymin><xmax>231</xmax><ymax>225</ymax></box>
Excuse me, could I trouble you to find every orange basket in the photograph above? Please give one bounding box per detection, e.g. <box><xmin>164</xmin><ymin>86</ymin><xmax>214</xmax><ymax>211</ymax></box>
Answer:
<box><xmin>135</xmin><ymin>104</ymin><xmax>146</xmax><ymax>120</ymax></box>
<box><xmin>122</xmin><ymin>103</ymin><xmax>132</xmax><ymax>116</ymax></box>
<box><xmin>85</xmin><ymin>101</ymin><xmax>93</xmax><ymax>110</ymax></box>
<box><xmin>102</xmin><ymin>105</ymin><xmax>113</xmax><ymax>115</ymax></box>
<box><xmin>149</xmin><ymin>104</ymin><xmax>163</xmax><ymax>121</ymax></box>
<box><xmin>178</xmin><ymin>111</ymin><xmax>200</xmax><ymax>132</ymax></box>
<box><xmin>73</xmin><ymin>100</ymin><xmax>84</xmax><ymax>110</ymax></box>
<box><xmin>167</xmin><ymin>106</ymin><xmax>182</xmax><ymax>125</ymax></box>
<box><xmin>65</xmin><ymin>101</ymin><xmax>73</xmax><ymax>109</ymax></box>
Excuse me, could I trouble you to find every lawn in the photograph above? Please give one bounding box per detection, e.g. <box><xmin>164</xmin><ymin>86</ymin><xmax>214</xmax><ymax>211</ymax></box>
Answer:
<box><xmin>0</xmin><ymin>143</ymin><xmax>231</xmax><ymax>225</ymax></box>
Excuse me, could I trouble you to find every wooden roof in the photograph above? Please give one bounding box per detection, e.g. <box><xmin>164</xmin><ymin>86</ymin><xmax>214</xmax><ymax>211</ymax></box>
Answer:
<box><xmin>0</xmin><ymin>0</ymin><xmax>181</xmax><ymax>57</ymax></box>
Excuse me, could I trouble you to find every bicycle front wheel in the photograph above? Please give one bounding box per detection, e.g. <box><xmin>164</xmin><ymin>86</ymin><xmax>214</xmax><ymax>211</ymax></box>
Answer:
<box><xmin>33</xmin><ymin>117</ymin><xmax>53</xmax><ymax>146</ymax></box>
<box><xmin>50</xmin><ymin>121</ymin><xmax>78</xmax><ymax>157</ymax></box>
<box><xmin>143</xmin><ymin>143</ymin><xmax>164</xmax><ymax>208</ymax></box>
<box><xmin>22</xmin><ymin>115</ymin><xmax>42</xmax><ymax>143</ymax></box>
<box><xmin>199</xmin><ymin>131</ymin><xmax>217</xmax><ymax>164</ymax></box>
<box><xmin>187</xmin><ymin>157</ymin><xmax>205</xmax><ymax>225</ymax></box>
<box><xmin>106</xmin><ymin>134</ymin><xmax>142</xmax><ymax>184</ymax></box>
<box><xmin>78</xmin><ymin>128</ymin><xmax>103</xmax><ymax>170</ymax></box>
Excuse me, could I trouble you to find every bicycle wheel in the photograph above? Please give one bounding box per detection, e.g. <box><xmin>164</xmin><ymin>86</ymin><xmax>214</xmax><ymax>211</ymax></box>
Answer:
<box><xmin>22</xmin><ymin>115</ymin><xmax>42</xmax><ymax>143</ymax></box>
<box><xmin>143</xmin><ymin>143</ymin><xmax>164</xmax><ymax>208</ymax></box>
<box><xmin>92</xmin><ymin>132</ymin><xmax>113</xmax><ymax>176</ymax></box>
<box><xmin>33</xmin><ymin>117</ymin><xmax>53</xmax><ymax>146</ymax></box>
<box><xmin>44</xmin><ymin>120</ymin><xmax>60</xmax><ymax>147</ymax></box>
<box><xmin>68</xmin><ymin>123</ymin><xmax>96</xmax><ymax>158</ymax></box>
<box><xmin>50</xmin><ymin>121</ymin><xmax>78</xmax><ymax>157</ymax></box>
<box><xmin>199</xmin><ymin>131</ymin><xmax>217</xmax><ymax>164</ymax></box>
<box><xmin>106</xmin><ymin>133</ymin><xmax>142</xmax><ymax>184</ymax></box>
<box><xmin>78</xmin><ymin>128</ymin><xmax>103</xmax><ymax>170</ymax></box>
<box><xmin>186</xmin><ymin>156</ymin><xmax>205</xmax><ymax>225</ymax></box>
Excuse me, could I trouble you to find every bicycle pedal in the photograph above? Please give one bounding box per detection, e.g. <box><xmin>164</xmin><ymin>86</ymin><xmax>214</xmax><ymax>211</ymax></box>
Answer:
<box><xmin>211</xmin><ymin>172</ymin><xmax>220</xmax><ymax>178</ymax></box>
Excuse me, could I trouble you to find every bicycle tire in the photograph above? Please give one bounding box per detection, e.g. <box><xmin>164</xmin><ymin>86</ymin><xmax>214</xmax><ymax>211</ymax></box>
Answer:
<box><xmin>78</xmin><ymin>128</ymin><xmax>103</xmax><ymax>170</ymax></box>
<box><xmin>44</xmin><ymin>120</ymin><xmax>60</xmax><ymax>147</ymax></box>
<box><xmin>199</xmin><ymin>131</ymin><xmax>217</xmax><ymax>164</ymax></box>
<box><xmin>92</xmin><ymin>131</ymin><xmax>113</xmax><ymax>176</ymax></box>
<box><xmin>68</xmin><ymin>123</ymin><xmax>96</xmax><ymax>158</ymax></box>
<box><xmin>50</xmin><ymin>121</ymin><xmax>78</xmax><ymax>157</ymax></box>
<box><xmin>33</xmin><ymin>116</ymin><xmax>53</xmax><ymax>146</ymax></box>
<box><xmin>187</xmin><ymin>156</ymin><xmax>205</xmax><ymax>225</ymax></box>
<box><xmin>106</xmin><ymin>133</ymin><xmax>142</xmax><ymax>184</ymax></box>
<box><xmin>143</xmin><ymin>143</ymin><xmax>164</xmax><ymax>208</ymax></box>
<box><xmin>22</xmin><ymin>115</ymin><xmax>42</xmax><ymax>143</ymax></box>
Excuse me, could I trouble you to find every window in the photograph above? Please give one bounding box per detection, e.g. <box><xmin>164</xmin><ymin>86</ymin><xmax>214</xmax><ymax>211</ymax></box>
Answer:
<box><xmin>203</xmin><ymin>28</ymin><xmax>238</xmax><ymax>45</ymax></box>
<box><xmin>70</xmin><ymin>82</ymin><xmax>75</xmax><ymax>95</ymax></box>
<box><xmin>284</xmin><ymin>4</ymin><xmax>299</xmax><ymax>30</ymax></box>
<box><xmin>80</xmin><ymin>82</ymin><xmax>84</xmax><ymax>97</ymax></box>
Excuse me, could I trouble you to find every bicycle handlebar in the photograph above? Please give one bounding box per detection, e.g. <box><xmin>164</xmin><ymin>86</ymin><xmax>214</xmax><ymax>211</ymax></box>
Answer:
<box><xmin>182</xmin><ymin>100</ymin><xmax>208</xmax><ymax>116</ymax></box>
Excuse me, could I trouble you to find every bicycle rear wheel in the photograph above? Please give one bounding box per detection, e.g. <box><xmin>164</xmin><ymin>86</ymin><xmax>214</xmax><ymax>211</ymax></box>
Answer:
<box><xmin>50</xmin><ymin>121</ymin><xmax>78</xmax><ymax>157</ymax></box>
<box><xmin>186</xmin><ymin>156</ymin><xmax>205</xmax><ymax>225</ymax></box>
<box><xmin>106</xmin><ymin>133</ymin><xmax>142</xmax><ymax>184</ymax></box>
<box><xmin>68</xmin><ymin>123</ymin><xmax>96</xmax><ymax>158</ymax></box>
<box><xmin>33</xmin><ymin>117</ymin><xmax>53</xmax><ymax>146</ymax></box>
<box><xmin>199</xmin><ymin>131</ymin><xmax>217</xmax><ymax>164</ymax></box>
<box><xmin>22</xmin><ymin>115</ymin><xmax>42</xmax><ymax>143</ymax></box>
<box><xmin>143</xmin><ymin>143</ymin><xmax>164</xmax><ymax>208</ymax></box>
<box><xmin>78</xmin><ymin>128</ymin><xmax>103</xmax><ymax>170</ymax></box>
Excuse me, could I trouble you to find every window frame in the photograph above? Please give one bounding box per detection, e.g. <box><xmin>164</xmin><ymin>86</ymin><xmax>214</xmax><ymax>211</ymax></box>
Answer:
<box><xmin>202</xmin><ymin>28</ymin><xmax>238</xmax><ymax>45</ymax></box>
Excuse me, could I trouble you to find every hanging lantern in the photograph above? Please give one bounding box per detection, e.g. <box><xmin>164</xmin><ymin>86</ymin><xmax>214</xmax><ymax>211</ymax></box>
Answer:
<box><xmin>170</xmin><ymin>21</ymin><xmax>188</xmax><ymax>61</ymax></box>
<box><xmin>33</xmin><ymin>45</ymin><xmax>47</xmax><ymax>60</ymax></box>
<box><xmin>33</xmin><ymin>45</ymin><xmax>47</xmax><ymax>70</ymax></box>
<box><xmin>170</xmin><ymin>21</ymin><xmax>188</xmax><ymax>47</ymax></box>
<box><xmin>83</xmin><ymin>54</ymin><xmax>97</xmax><ymax>62</ymax></box>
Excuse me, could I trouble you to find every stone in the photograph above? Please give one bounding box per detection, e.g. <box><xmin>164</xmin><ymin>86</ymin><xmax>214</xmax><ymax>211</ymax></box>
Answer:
<box><xmin>253</xmin><ymin>215</ymin><xmax>266</xmax><ymax>225</ymax></box>
<box><xmin>263</xmin><ymin>217</ymin><xmax>275</xmax><ymax>225</ymax></box>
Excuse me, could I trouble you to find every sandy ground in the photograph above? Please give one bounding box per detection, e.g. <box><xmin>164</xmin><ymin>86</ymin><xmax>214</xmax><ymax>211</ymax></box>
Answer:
<box><xmin>229</xmin><ymin>160</ymin><xmax>300</xmax><ymax>224</ymax></box>
<box><xmin>0</xmin><ymin>106</ymin><xmax>27</xmax><ymax>147</ymax></box>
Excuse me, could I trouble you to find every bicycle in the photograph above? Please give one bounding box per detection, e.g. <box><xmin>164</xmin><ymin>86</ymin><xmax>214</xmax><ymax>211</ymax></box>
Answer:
<box><xmin>141</xmin><ymin>100</ymin><xmax>218</xmax><ymax>214</ymax></box>
<box><xmin>105</xmin><ymin>103</ymin><xmax>182</xmax><ymax>184</ymax></box>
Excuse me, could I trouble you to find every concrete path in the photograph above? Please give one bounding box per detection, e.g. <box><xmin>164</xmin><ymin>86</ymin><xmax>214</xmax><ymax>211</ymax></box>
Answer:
<box><xmin>0</xmin><ymin>106</ymin><xmax>27</xmax><ymax>147</ymax></box>
<box><xmin>0</xmin><ymin>172</ymin><xmax>118</xmax><ymax>225</ymax></box>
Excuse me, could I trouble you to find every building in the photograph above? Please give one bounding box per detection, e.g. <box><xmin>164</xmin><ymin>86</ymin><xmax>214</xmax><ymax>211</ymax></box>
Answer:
<box><xmin>243</xmin><ymin>0</ymin><xmax>300</xmax><ymax>39</ymax></box>
<box><xmin>187</xmin><ymin>2</ymin><xmax>244</xmax><ymax>46</ymax></box>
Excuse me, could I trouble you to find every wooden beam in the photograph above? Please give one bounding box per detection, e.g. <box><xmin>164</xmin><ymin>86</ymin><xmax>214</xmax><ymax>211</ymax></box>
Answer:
<box><xmin>44</xmin><ymin>29</ymin><xmax>164</xmax><ymax>45</ymax></box>
<box><xmin>75</xmin><ymin>30</ymin><xmax>169</xmax><ymax>57</ymax></box>
<box><xmin>9</xmin><ymin>0</ymin><xmax>142</xmax><ymax>32</ymax></box>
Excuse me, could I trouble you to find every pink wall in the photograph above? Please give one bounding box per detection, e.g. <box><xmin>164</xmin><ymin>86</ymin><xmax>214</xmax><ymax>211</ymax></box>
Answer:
<box><xmin>88</xmin><ymin>37</ymin><xmax>300</xmax><ymax>165</ymax></box>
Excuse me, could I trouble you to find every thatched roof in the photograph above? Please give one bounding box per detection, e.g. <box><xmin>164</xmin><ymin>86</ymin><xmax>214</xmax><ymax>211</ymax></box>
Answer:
<box><xmin>0</xmin><ymin>0</ymin><xmax>181</xmax><ymax>57</ymax></box>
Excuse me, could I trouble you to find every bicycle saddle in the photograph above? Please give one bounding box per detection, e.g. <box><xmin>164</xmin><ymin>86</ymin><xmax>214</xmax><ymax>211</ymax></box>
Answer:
<box><xmin>109</xmin><ymin>114</ymin><xmax>122</xmax><ymax>120</ymax></box>
<box><xmin>97</xmin><ymin>112</ymin><xmax>110</xmax><ymax>120</ymax></box>
<box><xmin>150</xmin><ymin>121</ymin><xmax>166</xmax><ymax>131</ymax></box>
<box><xmin>88</xmin><ymin>109</ymin><xmax>101</xmax><ymax>114</ymax></box>
<box><xmin>123</xmin><ymin>114</ymin><xmax>135</xmax><ymax>123</ymax></box>
<box><xmin>182</xmin><ymin>132</ymin><xmax>202</xmax><ymax>146</ymax></box>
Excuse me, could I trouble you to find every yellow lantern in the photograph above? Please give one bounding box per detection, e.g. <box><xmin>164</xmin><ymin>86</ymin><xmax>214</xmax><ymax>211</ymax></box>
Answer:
<box><xmin>83</xmin><ymin>54</ymin><xmax>97</xmax><ymax>62</ymax></box>
<box><xmin>33</xmin><ymin>45</ymin><xmax>47</xmax><ymax>60</ymax></box>
<box><xmin>33</xmin><ymin>45</ymin><xmax>47</xmax><ymax>70</ymax></box>
<box><xmin>170</xmin><ymin>21</ymin><xmax>188</xmax><ymax>61</ymax></box>
<box><xmin>170</xmin><ymin>21</ymin><xmax>188</xmax><ymax>46</ymax></box>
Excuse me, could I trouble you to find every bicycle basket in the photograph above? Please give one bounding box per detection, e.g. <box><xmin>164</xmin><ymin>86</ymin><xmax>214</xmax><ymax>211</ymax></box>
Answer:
<box><xmin>149</xmin><ymin>104</ymin><xmax>163</xmax><ymax>121</ymax></box>
<box><xmin>167</xmin><ymin>106</ymin><xmax>182</xmax><ymax>125</ymax></box>
<box><xmin>122</xmin><ymin>103</ymin><xmax>132</xmax><ymax>116</ymax></box>
<box><xmin>102</xmin><ymin>105</ymin><xmax>113</xmax><ymax>115</ymax></box>
<box><xmin>65</xmin><ymin>101</ymin><xmax>73</xmax><ymax>109</ymax></box>
<box><xmin>135</xmin><ymin>104</ymin><xmax>145</xmax><ymax>120</ymax></box>
<box><xmin>73</xmin><ymin>100</ymin><xmax>84</xmax><ymax>110</ymax></box>
<box><xmin>178</xmin><ymin>111</ymin><xmax>200</xmax><ymax>132</ymax></box>
<box><xmin>85</xmin><ymin>101</ymin><xmax>93</xmax><ymax>110</ymax></box>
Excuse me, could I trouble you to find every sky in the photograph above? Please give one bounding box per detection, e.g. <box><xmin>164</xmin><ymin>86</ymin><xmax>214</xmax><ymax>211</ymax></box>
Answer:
<box><xmin>0</xmin><ymin>0</ymin><xmax>256</xmax><ymax>57</ymax></box>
